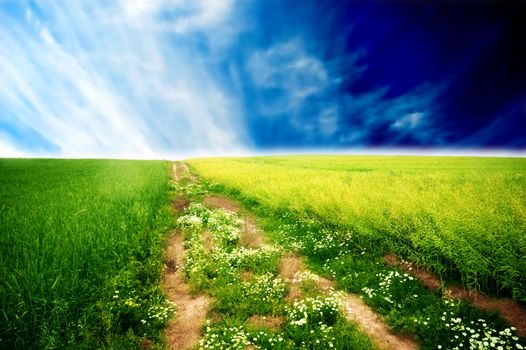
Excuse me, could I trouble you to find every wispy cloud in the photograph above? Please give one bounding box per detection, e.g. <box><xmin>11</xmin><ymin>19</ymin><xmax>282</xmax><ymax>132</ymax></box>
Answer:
<box><xmin>0</xmin><ymin>0</ymin><xmax>247</xmax><ymax>158</ymax></box>
<box><xmin>244</xmin><ymin>36</ymin><xmax>447</xmax><ymax>147</ymax></box>
<box><xmin>245</xmin><ymin>39</ymin><xmax>344</xmax><ymax>143</ymax></box>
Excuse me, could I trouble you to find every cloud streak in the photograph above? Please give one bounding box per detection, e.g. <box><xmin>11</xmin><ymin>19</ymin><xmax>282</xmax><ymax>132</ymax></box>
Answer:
<box><xmin>0</xmin><ymin>0</ymin><xmax>247</xmax><ymax>158</ymax></box>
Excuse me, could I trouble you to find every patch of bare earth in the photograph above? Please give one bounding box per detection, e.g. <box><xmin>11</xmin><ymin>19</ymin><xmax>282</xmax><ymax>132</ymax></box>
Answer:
<box><xmin>384</xmin><ymin>253</ymin><xmax>526</xmax><ymax>337</ymax></box>
<box><xmin>342</xmin><ymin>294</ymin><xmax>418</xmax><ymax>350</ymax></box>
<box><xmin>279</xmin><ymin>254</ymin><xmax>307</xmax><ymax>302</ymax></box>
<box><xmin>278</xmin><ymin>253</ymin><xmax>418</xmax><ymax>350</ymax></box>
<box><xmin>163</xmin><ymin>232</ymin><xmax>210</xmax><ymax>350</ymax></box>
<box><xmin>171</xmin><ymin>163</ymin><xmax>179</xmax><ymax>182</ymax></box>
<box><xmin>172</xmin><ymin>196</ymin><xmax>190</xmax><ymax>212</ymax></box>
<box><xmin>248</xmin><ymin>315</ymin><xmax>284</xmax><ymax>331</ymax></box>
<box><xmin>203</xmin><ymin>195</ymin><xmax>241</xmax><ymax>212</ymax></box>
<box><xmin>240</xmin><ymin>217</ymin><xmax>266</xmax><ymax>248</ymax></box>
<box><xmin>173</xmin><ymin>162</ymin><xmax>197</xmax><ymax>183</ymax></box>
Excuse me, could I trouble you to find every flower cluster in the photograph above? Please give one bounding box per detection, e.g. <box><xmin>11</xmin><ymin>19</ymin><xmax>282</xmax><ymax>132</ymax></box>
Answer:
<box><xmin>361</xmin><ymin>270</ymin><xmax>416</xmax><ymax>304</ymax></box>
<box><xmin>229</xmin><ymin>245</ymin><xmax>282</xmax><ymax>271</ymax></box>
<box><xmin>145</xmin><ymin>301</ymin><xmax>177</xmax><ymax>324</ymax></box>
<box><xmin>109</xmin><ymin>287</ymin><xmax>177</xmax><ymax>331</ymax></box>
<box><xmin>199</xmin><ymin>324</ymin><xmax>290</xmax><ymax>350</ymax></box>
<box><xmin>286</xmin><ymin>294</ymin><xmax>341</xmax><ymax>327</ymax></box>
<box><xmin>283</xmin><ymin>294</ymin><xmax>345</xmax><ymax>349</ymax></box>
<box><xmin>176</xmin><ymin>214</ymin><xmax>203</xmax><ymax>229</ymax></box>
<box><xmin>242</xmin><ymin>273</ymin><xmax>287</xmax><ymax>302</ymax></box>
<box><xmin>441</xmin><ymin>309</ymin><xmax>524</xmax><ymax>350</ymax></box>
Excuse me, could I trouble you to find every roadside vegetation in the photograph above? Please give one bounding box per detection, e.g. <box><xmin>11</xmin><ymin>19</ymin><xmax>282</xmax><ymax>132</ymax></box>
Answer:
<box><xmin>171</xmin><ymin>178</ymin><xmax>376</xmax><ymax>350</ymax></box>
<box><xmin>187</xmin><ymin>155</ymin><xmax>526</xmax><ymax>349</ymax></box>
<box><xmin>0</xmin><ymin>159</ymin><xmax>174</xmax><ymax>349</ymax></box>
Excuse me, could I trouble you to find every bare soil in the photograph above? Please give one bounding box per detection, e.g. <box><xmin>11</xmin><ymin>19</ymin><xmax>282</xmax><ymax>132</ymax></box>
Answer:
<box><xmin>171</xmin><ymin>163</ymin><xmax>179</xmax><ymax>182</ymax></box>
<box><xmin>247</xmin><ymin>315</ymin><xmax>284</xmax><ymax>331</ymax></box>
<box><xmin>163</xmin><ymin>162</ymin><xmax>210</xmax><ymax>349</ymax></box>
<box><xmin>163</xmin><ymin>232</ymin><xmax>211</xmax><ymax>350</ymax></box>
<box><xmin>240</xmin><ymin>217</ymin><xmax>266</xmax><ymax>248</ymax></box>
<box><xmin>203</xmin><ymin>195</ymin><xmax>241</xmax><ymax>212</ymax></box>
<box><xmin>279</xmin><ymin>254</ymin><xmax>335</xmax><ymax>297</ymax></box>
<box><xmin>383</xmin><ymin>253</ymin><xmax>526</xmax><ymax>337</ymax></box>
<box><xmin>279</xmin><ymin>254</ymin><xmax>307</xmax><ymax>302</ymax></box>
<box><xmin>342</xmin><ymin>294</ymin><xmax>419</xmax><ymax>350</ymax></box>
<box><xmin>173</xmin><ymin>162</ymin><xmax>196</xmax><ymax>182</ymax></box>
<box><xmin>172</xmin><ymin>196</ymin><xmax>190</xmax><ymax>212</ymax></box>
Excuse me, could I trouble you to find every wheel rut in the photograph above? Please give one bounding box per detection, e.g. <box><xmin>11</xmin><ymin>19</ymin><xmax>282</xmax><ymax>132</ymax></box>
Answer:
<box><xmin>163</xmin><ymin>165</ymin><xmax>210</xmax><ymax>350</ymax></box>
<box><xmin>202</xmin><ymin>193</ymin><xmax>419</xmax><ymax>350</ymax></box>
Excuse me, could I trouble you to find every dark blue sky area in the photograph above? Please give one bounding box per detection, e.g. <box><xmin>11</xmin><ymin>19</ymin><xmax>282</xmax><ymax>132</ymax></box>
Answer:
<box><xmin>240</xmin><ymin>0</ymin><xmax>526</xmax><ymax>148</ymax></box>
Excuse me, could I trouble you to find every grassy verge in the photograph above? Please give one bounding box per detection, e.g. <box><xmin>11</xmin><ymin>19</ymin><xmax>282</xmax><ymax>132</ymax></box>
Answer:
<box><xmin>0</xmin><ymin>159</ymin><xmax>174</xmax><ymax>349</ymax></box>
<box><xmin>171</xmin><ymin>179</ymin><xmax>377</xmax><ymax>350</ymax></box>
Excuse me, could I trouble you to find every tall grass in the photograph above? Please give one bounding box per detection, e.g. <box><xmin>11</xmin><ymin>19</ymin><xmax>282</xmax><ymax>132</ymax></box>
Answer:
<box><xmin>188</xmin><ymin>155</ymin><xmax>526</xmax><ymax>301</ymax></box>
<box><xmin>0</xmin><ymin>159</ymin><xmax>172</xmax><ymax>349</ymax></box>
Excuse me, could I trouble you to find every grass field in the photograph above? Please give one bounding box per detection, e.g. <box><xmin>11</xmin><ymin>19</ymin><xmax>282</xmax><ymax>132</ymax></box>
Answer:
<box><xmin>2</xmin><ymin>156</ymin><xmax>525</xmax><ymax>349</ymax></box>
<box><xmin>0</xmin><ymin>159</ymin><xmax>173</xmax><ymax>349</ymax></box>
<box><xmin>187</xmin><ymin>155</ymin><xmax>526</xmax><ymax>301</ymax></box>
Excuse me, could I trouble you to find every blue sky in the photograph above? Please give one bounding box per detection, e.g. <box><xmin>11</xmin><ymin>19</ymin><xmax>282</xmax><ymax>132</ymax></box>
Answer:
<box><xmin>0</xmin><ymin>0</ymin><xmax>525</xmax><ymax>158</ymax></box>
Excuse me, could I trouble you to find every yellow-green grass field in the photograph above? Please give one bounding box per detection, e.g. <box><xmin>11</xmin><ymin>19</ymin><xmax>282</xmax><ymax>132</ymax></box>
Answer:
<box><xmin>188</xmin><ymin>155</ymin><xmax>526</xmax><ymax>301</ymax></box>
<box><xmin>0</xmin><ymin>159</ymin><xmax>173</xmax><ymax>349</ymax></box>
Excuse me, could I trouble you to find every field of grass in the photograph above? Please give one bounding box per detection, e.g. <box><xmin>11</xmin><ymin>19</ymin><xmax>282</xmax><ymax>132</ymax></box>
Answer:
<box><xmin>187</xmin><ymin>155</ymin><xmax>526</xmax><ymax>301</ymax></box>
<box><xmin>3</xmin><ymin>156</ymin><xmax>524</xmax><ymax>349</ymax></box>
<box><xmin>0</xmin><ymin>159</ymin><xmax>173</xmax><ymax>349</ymax></box>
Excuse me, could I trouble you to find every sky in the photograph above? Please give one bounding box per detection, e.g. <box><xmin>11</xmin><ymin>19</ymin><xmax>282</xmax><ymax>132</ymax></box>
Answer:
<box><xmin>0</xmin><ymin>0</ymin><xmax>525</xmax><ymax>159</ymax></box>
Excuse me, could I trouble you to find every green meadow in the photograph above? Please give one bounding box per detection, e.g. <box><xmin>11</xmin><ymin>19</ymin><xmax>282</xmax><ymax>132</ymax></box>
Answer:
<box><xmin>0</xmin><ymin>159</ymin><xmax>173</xmax><ymax>349</ymax></box>
<box><xmin>2</xmin><ymin>155</ymin><xmax>525</xmax><ymax>350</ymax></box>
<box><xmin>188</xmin><ymin>155</ymin><xmax>526</xmax><ymax>301</ymax></box>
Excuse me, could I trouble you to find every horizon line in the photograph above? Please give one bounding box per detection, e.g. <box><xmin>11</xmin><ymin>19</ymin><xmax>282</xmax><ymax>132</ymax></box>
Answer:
<box><xmin>1</xmin><ymin>147</ymin><xmax>525</xmax><ymax>161</ymax></box>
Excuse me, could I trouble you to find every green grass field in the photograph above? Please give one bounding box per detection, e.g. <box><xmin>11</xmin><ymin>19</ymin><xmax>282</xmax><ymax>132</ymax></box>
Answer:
<box><xmin>188</xmin><ymin>155</ymin><xmax>526</xmax><ymax>301</ymax></box>
<box><xmin>2</xmin><ymin>155</ymin><xmax>525</xmax><ymax>349</ymax></box>
<box><xmin>0</xmin><ymin>159</ymin><xmax>173</xmax><ymax>349</ymax></box>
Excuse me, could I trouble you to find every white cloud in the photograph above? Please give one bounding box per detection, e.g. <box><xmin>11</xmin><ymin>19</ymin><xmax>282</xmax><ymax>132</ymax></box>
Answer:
<box><xmin>0</xmin><ymin>1</ymin><xmax>247</xmax><ymax>158</ymax></box>
<box><xmin>245</xmin><ymin>38</ymin><xmax>343</xmax><ymax>143</ymax></box>
<box><xmin>247</xmin><ymin>39</ymin><xmax>329</xmax><ymax>112</ymax></box>
<box><xmin>390</xmin><ymin>112</ymin><xmax>423</xmax><ymax>130</ymax></box>
<box><xmin>120</xmin><ymin>0</ymin><xmax>234</xmax><ymax>33</ymax></box>
<box><xmin>39</xmin><ymin>26</ymin><xmax>56</xmax><ymax>46</ymax></box>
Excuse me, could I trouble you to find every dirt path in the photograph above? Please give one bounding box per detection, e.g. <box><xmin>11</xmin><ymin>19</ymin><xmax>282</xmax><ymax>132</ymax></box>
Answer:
<box><xmin>202</xmin><ymin>193</ymin><xmax>419</xmax><ymax>350</ymax></box>
<box><xmin>171</xmin><ymin>163</ymin><xmax>179</xmax><ymax>182</ymax></box>
<box><xmin>163</xmin><ymin>164</ymin><xmax>210</xmax><ymax>350</ymax></box>
<box><xmin>341</xmin><ymin>294</ymin><xmax>418</xmax><ymax>350</ymax></box>
<box><xmin>278</xmin><ymin>253</ymin><xmax>418</xmax><ymax>350</ymax></box>
<box><xmin>163</xmin><ymin>233</ymin><xmax>210</xmax><ymax>350</ymax></box>
<box><xmin>173</xmin><ymin>161</ymin><xmax>197</xmax><ymax>183</ymax></box>
<box><xmin>384</xmin><ymin>253</ymin><xmax>526</xmax><ymax>337</ymax></box>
